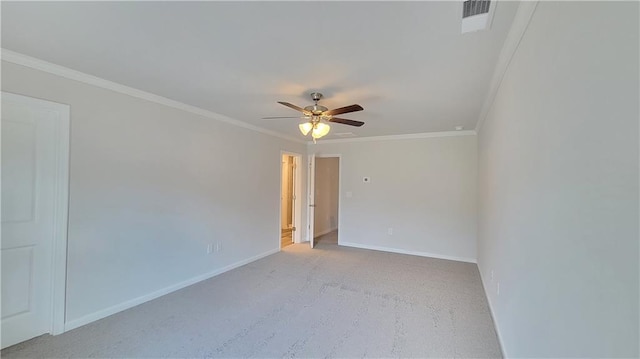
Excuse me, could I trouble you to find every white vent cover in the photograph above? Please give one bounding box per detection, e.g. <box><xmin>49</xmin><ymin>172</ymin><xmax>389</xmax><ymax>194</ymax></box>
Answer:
<box><xmin>463</xmin><ymin>0</ymin><xmax>491</xmax><ymax>18</ymax></box>
<box><xmin>461</xmin><ymin>0</ymin><xmax>495</xmax><ymax>34</ymax></box>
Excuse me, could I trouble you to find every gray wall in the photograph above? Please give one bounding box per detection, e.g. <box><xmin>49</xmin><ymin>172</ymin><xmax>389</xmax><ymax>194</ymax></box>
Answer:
<box><xmin>477</xmin><ymin>2</ymin><xmax>639</xmax><ymax>357</ymax></box>
<box><xmin>312</xmin><ymin>134</ymin><xmax>477</xmax><ymax>262</ymax></box>
<box><xmin>2</xmin><ymin>61</ymin><xmax>307</xmax><ymax>327</ymax></box>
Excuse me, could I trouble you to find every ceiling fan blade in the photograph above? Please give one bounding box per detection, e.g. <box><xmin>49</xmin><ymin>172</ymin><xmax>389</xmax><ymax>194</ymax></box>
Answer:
<box><xmin>328</xmin><ymin>117</ymin><xmax>365</xmax><ymax>127</ymax></box>
<box><xmin>262</xmin><ymin>116</ymin><xmax>302</xmax><ymax>120</ymax></box>
<box><xmin>277</xmin><ymin>101</ymin><xmax>308</xmax><ymax>114</ymax></box>
<box><xmin>323</xmin><ymin>104</ymin><xmax>364</xmax><ymax>116</ymax></box>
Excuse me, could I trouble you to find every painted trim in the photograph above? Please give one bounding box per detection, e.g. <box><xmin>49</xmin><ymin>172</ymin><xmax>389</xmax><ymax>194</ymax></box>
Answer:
<box><xmin>311</xmin><ymin>130</ymin><xmax>476</xmax><ymax>145</ymax></box>
<box><xmin>475</xmin><ymin>1</ymin><xmax>539</xmax><ymax>133</ymax></box>
<box><xmin>1</xmin><ymin>49</ymin><xmax>305</xmax><ymax>144</ymax></box>
<box><xmin>50</xmin><ymin>100</ymin><xmax>70</xmax><ymax>336</ymax></box>
<box><xmin>1</xmin><ymin>92</ymin><xmax>70</xmax><ymax>337</ymax></box>
<box><xmin>291</xmin><ymin>153</ymin><xmax>304</xmax><ymax>245</ymax></box>
<box><xmin>64</xmin><ymin>248</ymin><xmax>279</xmax><ymax>332</ymax></box>
<box><xmin>340</xmin><ymin>241</ymin><xmax>477</xmax><ymax>264</ymax></box>
<box><xmin>307</xmin><ymin>154</ymin><xmax>316</xmax><ymax>246</ymax></box>
<box><xmin>478</xmin><ymin>266</ymin><xmax>507</xmax><ymax>357</ymax></box>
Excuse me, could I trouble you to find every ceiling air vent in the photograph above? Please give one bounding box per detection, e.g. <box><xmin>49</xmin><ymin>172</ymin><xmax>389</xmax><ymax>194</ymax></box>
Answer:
<box><xmin>461</xmin><ymin>0</ymin><xmax>495</xmax><ymax>34</ymax></box>
<box><xmin>463</xmin><ymin>0</ymin><xmax>490</xmax><ymax>18</ymax></box>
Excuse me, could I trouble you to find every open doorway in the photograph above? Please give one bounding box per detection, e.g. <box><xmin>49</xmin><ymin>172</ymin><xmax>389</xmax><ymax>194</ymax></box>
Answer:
<box><xmin>280</xmin><ymin>152</ymin><xmax>302</xmax><ymax>249</ymax></box>
<box><xmin>313</xmin><ymin>156</ymin><xmax>340</xmax><ymax>246</ymax></box>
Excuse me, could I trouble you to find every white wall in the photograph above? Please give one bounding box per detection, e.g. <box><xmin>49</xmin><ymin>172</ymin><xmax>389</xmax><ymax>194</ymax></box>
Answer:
<box><xmin>314</xmin><ymin>157</ymin><xmax>339</xmax><ymax>237</ymax></box>
<box><xmin>1</xmin><ymin>60</ymin><xmax>307</xmax><ymax>327</ymax></box>
<box><xmin>311</xmin><ymin>134</ymin><xmax>477</xmax><ymax>262</ymax></box>
<box><xmin>477</xmin><ymin>2</ymin><xmax>639</xmax><ymax>357</ymax></box>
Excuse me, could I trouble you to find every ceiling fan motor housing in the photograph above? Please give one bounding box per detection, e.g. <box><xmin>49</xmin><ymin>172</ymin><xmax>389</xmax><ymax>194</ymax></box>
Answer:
<box><xmin>310</xmin><ymin>92</ymin><xmax>323</xmax><ymax>102</ymax></box>
<box><xmin>304</xmin><ymin>104</ymin><xmax>328</xmax><ymax>115</ymax></box>
<box><xmin>305</xmin><ymin>93</ymin><xmax>328</xmax><ymax>115</ymax></box>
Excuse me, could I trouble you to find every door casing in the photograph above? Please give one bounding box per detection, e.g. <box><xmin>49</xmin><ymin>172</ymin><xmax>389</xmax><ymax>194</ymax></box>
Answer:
<box><xmin>307</xmin><ymin>154</ymin><xmax>315</xmax><ymax>247</ymax></box>
<box><xmin>1</xmin><ymin>92</ymin><xmax>70</xmax><ymax>343</ymax></box>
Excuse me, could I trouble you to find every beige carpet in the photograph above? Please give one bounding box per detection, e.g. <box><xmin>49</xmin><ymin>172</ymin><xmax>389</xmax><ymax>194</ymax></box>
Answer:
<box><xmin>2</xmin><ymin>231</ymin><xmax>502</xmax><ymax>358</ymax></box>
<box><xmin>315</xmin><ymin>230</ymin><xmax>338</xmax><ymax>245</ymax></box>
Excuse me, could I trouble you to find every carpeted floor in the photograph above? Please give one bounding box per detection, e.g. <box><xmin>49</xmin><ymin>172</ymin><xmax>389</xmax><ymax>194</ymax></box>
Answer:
<box><xmin>315</xmin><ymin>230</ymin><xmax>338</xmax><ymax>245</ymax></box>
<box><xmin>2</xmin><ymin>231</ymin><xmax>502</xmax><ymax>358</ymax></box>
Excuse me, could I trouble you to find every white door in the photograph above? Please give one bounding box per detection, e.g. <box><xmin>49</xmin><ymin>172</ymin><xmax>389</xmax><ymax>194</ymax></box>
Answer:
<box><xmin>307</xmin><ymin>154</ymin><xmax>316</xmax><ymax>248</ymax></box>
<box><xmin>1</xmin><ymin>93</ymin><xmax>69</xmax><ymax>348</ymax></box>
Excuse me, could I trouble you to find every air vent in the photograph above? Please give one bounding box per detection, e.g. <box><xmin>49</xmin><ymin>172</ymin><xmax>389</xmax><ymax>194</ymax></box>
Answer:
<box><xmin>461</xmin><ymin>0</ymin><xmax>495</xmax><ymax>34</ymax></box>
<box><xmin>463</xmin><ymin>0</ymin><xmax>491</xmax><ymax>18</ymax></box>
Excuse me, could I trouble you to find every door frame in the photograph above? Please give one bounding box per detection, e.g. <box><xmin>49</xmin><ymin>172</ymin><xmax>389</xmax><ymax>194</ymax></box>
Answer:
<box><xmin>307</xmin><ymin>154</ymin><xmax>315</xmax><ymax>247</ymax></box>
<box><xmin>279</xmin><ymin>151</ymin><xmax>303</xmax><ymax>249</ymax></box>
<box><xmin>2</xmin><ymin>92</ymin><xmax>70</xmax><ymax>336</ymax></box>
<box><xmin>308</xmin><ymin>154</ymin><xmax>342</xmax><ymax>247</ymax></box>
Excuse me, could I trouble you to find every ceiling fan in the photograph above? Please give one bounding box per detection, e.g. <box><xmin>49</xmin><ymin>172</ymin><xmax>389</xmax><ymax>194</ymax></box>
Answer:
<box><xmin>263</xmin><ymin>92</ymin><xmax>364</xmax><ymax>142</ymax></box>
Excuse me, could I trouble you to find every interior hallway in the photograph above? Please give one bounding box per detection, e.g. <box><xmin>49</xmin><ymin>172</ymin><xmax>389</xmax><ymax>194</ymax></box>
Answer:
<box><xmin>315</xmin><ymin>229</ymin><xmax>338</xmax><ymax>245</ymax></box>
<box><xmin>2</xmin><ymin>240</ymin><xmax>500</xmax><ymax>358</ymax></box>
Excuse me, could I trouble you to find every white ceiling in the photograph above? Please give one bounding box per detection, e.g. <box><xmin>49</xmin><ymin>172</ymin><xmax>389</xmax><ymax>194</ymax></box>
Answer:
<box><xmin>2</xmin><ymin>1</ymin><xmax>518</xmax><ymax>139</ymax></box>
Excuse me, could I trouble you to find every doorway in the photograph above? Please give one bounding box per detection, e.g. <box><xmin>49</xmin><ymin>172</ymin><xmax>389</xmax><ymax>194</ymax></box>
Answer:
<box><xmin>280</xmin><ymin>152</ymin><xmax>302</xmax><ymax>249</ymax></box>
<box><xmin>1</xmin><ymin>92</ymin><xmax>70</xmax><ymax>348</ymax></box>
<box><xmin>309</xmin><ymin>156</ymin><xmax>340</xmax><ymax>247</ymax></box>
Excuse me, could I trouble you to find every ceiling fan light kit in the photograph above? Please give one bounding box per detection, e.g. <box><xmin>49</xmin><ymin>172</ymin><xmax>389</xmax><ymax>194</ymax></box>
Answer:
<box><xmin>264</xmin><ymin>92</ymin><xmax>365</xmax><ymax>143</ymax></box>
<box><xmin>298</xmin><ymin>122</ymin><xmax>313</xmax><ymax>136</ymax></box>
<box><xmin>311</xmin><ymin>122</ymin><xmax>330</xmax><ymax>139</ymax></box>
<box><xmin>298</xmin><ymin>118</ymin><xmax>331</xmax><ymax>143</ymax></box>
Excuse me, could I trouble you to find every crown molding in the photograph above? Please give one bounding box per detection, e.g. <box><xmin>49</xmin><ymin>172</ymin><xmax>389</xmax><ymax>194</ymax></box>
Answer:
<box><xmin>309</xmin><ymin>130</ymin><xmax>476</xmax><ymax>145</ymax></box>
<box><xmin>1</xmin><ymin>49</ymin><xmax>306</xmax><ymax>144</ymax></box>
<box><xmin>475</xmin><ymin>1</ymin><xmax>539</xmax><ymax>133</ymax></box>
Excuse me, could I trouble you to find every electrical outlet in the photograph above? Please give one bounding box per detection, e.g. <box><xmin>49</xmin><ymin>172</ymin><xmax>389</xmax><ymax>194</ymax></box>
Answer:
<box><xmin>387</xmin><ymin>228</ymin><xmax>393</xmax><ymax>235</ymax></box>
<box><xmin>215</xmin><ymin>241</ymin><xmax>221</xmax><ymax>252</ymax></box>
<box><xmin>207</xmin><ymin>243</ymin><xmax>213</xmax><ymax>254</ymax></box>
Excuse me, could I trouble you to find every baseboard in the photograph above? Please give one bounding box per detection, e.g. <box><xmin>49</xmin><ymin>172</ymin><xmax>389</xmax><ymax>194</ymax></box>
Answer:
<box><xmin>339</xmin><ymin>241</ymin><xmax>477</xmax><ymax>264</ymax></box>
<box><xmin>64</xmin><ymin>248</ymin><xmax>279</xmax><ymax>332</ymax></box>
<box><xmin>478</xmin><ymin>266</ymin><xmax>507</xmax><ymax>357</ymax></box>
<box><xmin>313</xmin><ymin>227</ymin><xmax>337</xmax><ymax>238</ymax></box>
